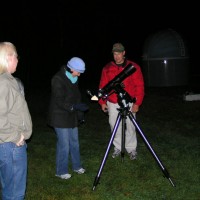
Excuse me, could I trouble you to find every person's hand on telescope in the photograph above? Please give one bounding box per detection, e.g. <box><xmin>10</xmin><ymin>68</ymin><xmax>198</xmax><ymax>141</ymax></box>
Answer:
<box><xmin>131</xmin><ymin>104</ymin><xmax>139</xmax><ymax>113</ymax></box>
<box><xmin>101</xmin><ymin>104</ymin><xmax>108</xmax><ymax>113</ymax></box>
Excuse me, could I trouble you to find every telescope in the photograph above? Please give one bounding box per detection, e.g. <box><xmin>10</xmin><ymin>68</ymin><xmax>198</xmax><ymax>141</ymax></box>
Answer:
<box><xmin>98</xmin><ymin>63</ymin><xmax>136</xmax><ymax>99</ymax></box>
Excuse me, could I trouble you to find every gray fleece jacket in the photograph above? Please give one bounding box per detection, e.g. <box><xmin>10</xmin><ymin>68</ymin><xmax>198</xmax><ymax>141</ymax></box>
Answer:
<box><xmin>0</xmin><ymin>72</ymin><xmax>32</xmax><ymax>144</ymax></box>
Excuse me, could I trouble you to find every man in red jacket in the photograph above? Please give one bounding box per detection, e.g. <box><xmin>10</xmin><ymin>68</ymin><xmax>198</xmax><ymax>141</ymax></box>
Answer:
<box><xmin>98</xmin><ymin>43</ymin><xmax>145</xmax><ymax>160</ymax></box>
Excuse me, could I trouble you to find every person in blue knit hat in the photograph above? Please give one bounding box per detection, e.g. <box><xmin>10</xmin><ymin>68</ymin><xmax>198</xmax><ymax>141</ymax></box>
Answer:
<box><xmin>47</xmin><ymin>57</ymin><xmax>89</xmax><ymax>180</ymax></box>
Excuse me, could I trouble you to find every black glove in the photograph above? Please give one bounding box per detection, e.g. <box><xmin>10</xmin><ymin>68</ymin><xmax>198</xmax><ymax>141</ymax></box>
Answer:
<box><xmin>77</xmin><ymin>111</ymin><xmax>85</xmax><ymax>125</ymax></box>
<box><xmin>73</xmin><ymin>103</ymin><xmax>89</xmax><ymax>112</ymax></box>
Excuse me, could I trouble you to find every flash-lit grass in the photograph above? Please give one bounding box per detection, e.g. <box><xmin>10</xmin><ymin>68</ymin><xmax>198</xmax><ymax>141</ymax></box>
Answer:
<box><xmin>25</xmin><ymin>86</ymin><xmax>200</xmax><ymax>200</ymax></box>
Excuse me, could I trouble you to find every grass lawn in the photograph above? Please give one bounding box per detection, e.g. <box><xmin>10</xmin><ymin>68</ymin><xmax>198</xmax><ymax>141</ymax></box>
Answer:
<box><xmin>24</xmin><ymin>85</ymin><xmax>200</xmax><ymax>200</ymax></box>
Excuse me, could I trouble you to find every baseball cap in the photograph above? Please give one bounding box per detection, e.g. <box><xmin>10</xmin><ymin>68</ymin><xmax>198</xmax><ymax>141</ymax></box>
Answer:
<box><xmin>112</xmin><ymin>43</ymin><xmax>125</xmax><ymax>52</ymax></box>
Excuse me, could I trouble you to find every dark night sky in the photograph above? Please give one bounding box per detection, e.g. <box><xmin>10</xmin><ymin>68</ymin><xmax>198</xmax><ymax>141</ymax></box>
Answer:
<box><xmin>0</xmin><ymin>1</ymin><xmax>199</xmax><ymax>90</ymax></box>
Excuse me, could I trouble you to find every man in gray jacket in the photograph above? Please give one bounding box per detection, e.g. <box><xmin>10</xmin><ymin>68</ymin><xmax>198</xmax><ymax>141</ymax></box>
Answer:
<box><xmin>0</xmin><ymin>42</ymin><xmax>32</xmax><ymax>200</ymax></box>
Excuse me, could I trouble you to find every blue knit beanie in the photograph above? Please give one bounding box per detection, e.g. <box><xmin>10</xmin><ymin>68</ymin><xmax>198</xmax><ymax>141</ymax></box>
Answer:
<box><xmin>67</xmin><ymin>57</ymin><xmax>85</xmax><ymax>73</ymax></box>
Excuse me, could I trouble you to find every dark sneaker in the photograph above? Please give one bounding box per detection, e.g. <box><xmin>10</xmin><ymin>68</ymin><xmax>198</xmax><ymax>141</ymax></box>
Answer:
<box><xmin>112</xmin><ymin>148</ymin><xmax>121</xmax><ymax>158</ymax></box>
<box><xmin>129</xmin><ymin>151</ymin><xmax>137</xmax><ymax>160</ymax></box>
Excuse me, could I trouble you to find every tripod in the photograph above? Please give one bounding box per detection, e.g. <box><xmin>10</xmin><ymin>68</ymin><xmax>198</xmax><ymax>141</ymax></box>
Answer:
<box><xmin>92</xmin><ymin>87</ymin><xmax>175</xmax><ymax>190</ymax></box>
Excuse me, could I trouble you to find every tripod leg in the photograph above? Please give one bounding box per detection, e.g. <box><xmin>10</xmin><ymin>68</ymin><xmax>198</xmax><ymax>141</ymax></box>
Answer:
<box><xmin>92</xmin><ymin>113</ymin><xmax>122</xmax><ymax>191</ymax></box>
<box><xmin>121</xmin><ymin>112</ymin><xmax>126</xmax><ymax>162</ymax></box>
<box><xmin>128</xmin><ymin>111</ymin><xmax>176</xmax><ymax>187</ymax></box>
